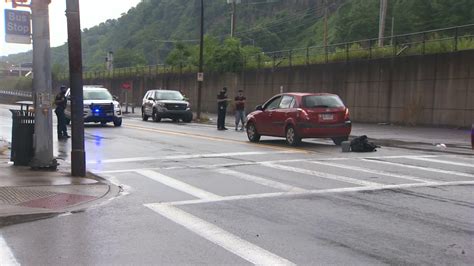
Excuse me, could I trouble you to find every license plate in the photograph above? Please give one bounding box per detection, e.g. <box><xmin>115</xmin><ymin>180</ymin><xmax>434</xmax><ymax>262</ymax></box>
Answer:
<box><xmin>106</xmin><ymin>112</ymin><xmax>113</xmax><ymax>116</ymax></box>
<box><xmin>320</xmin><ymin>114</ymin><xmax>333</xmax><ymax>120</ymax></box>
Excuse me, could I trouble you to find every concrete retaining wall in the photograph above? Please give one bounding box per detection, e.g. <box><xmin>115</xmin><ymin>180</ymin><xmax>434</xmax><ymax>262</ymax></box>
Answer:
<box><xmin>84</xmin><ymin>50</ymin><xmax>474</xmax><ymax>128</ymax></box>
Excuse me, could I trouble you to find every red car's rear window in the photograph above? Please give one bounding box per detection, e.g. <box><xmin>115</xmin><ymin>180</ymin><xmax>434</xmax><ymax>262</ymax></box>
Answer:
<box><xmin>302</xmin><ymin>95</ymin><xmax>344</xmax><ymax>108</ymax></box>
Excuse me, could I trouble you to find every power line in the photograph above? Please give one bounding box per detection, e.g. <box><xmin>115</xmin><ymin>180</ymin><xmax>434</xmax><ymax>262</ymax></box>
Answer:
<box><xmin>235</xmin><ymin>5</ymin><xmax>324</xmax><ymax>36</ymax></box>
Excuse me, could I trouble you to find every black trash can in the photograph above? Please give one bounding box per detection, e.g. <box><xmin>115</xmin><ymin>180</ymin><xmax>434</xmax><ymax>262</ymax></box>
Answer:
<box><xmin>10</xmin><ymin>109</ymin><xmax>35</xmax><ymax>166</ymax></box>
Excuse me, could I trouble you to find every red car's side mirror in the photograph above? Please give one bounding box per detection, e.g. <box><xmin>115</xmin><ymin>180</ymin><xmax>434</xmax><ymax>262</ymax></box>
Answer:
<box><xmin>255</xmin><ymin>105</ymin><xmax>263</xmax><ymax>111</ymax></box>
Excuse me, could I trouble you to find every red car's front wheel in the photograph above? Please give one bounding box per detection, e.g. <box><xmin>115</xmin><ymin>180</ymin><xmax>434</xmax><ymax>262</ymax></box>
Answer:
<box><xmin>246</xmin><ymin>122</ymin><xmax>261</xmax><ymax>142</ymax></box>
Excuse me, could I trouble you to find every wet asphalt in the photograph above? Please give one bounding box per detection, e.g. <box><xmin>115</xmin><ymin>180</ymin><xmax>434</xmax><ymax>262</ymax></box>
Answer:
<box><xmin>0</xmin><ymin>105</ymin><xmax>473</xmax><ymax>265</ymax></box>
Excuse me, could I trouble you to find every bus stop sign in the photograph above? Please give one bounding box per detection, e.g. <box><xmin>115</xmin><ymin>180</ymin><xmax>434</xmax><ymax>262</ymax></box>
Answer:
<box><xmin>4</xmin><ymin>9</ymin><xmax>31</xmax><ymax>44</ymax></box>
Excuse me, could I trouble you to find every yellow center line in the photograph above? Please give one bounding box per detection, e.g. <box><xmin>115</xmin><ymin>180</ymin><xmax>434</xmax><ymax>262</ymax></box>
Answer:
<box><xmin>124</xmin><ymin>124</ymin><xmax>309</xmax><ymax>154</ymax></box>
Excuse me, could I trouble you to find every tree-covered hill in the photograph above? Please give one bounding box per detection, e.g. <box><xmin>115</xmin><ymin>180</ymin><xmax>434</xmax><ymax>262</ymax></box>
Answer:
<box><xmin>2</xmin><ymin>0</ymin><xmax>473</xmax><ymax>71</ymax></box>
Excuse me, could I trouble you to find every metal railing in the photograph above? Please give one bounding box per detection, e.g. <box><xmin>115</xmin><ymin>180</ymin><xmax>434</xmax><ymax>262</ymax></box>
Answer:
<box><xmin>246</xmin><ymin>24</ymin><xmax>474</xmax><ymax>69</ymax></box>
<box><xmin>0</xmin><ymin>90</ymin><xmax>32</xmax><ymax>98</ymax></box>
<box><xmin>57</xmin><ymin>24</ymin><xmax>474</xmax><ymax>80</ymax></box>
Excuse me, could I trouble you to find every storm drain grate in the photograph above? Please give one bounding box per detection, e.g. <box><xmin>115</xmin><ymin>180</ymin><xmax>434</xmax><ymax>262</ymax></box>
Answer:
<box><xmin>0</xmin><ymin>187</ymin><xmax>57</xmax><ymax>205</ymax></box>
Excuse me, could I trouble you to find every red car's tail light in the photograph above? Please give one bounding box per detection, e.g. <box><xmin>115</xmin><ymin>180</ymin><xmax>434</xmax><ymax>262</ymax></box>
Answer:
<box><xmin>344</xmin><ymin>108</ymin><xmax>350</xmax><ymax>120</ymax></box>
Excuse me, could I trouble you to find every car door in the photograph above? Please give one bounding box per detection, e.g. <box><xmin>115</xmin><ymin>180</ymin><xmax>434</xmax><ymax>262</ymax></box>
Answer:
<box><xmin>271</xmin><ymin>95</ymin><xmax>295</xmax><ymax>136</ymax></box>
<box><xmin>144</xmin><ymin>91</ymin><xmax>154</xmax><ymax>115</ymax></box>
<box><xmin>258</xmin><ymin>95</ymin><xmax>282</xmax><ymax>135</ymax></box>
<box><xmin>64</xmin><ymin>89</ymin><xmax>72</xmax><ymax>119</ymax></box>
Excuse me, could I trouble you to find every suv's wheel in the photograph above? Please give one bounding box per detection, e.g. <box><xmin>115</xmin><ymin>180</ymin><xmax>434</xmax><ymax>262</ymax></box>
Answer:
<box><xmin>285</xmin><ymin>125</ymin><xmax>301</xmax><ymax>146</ymax></box>
<box><xmin>332</xmin><ymin>136</ymin><xmax>348</xmax><ymax>145</ymax></box>
<box><xmin>142</xmin><ymin>108</ymin><xmax>149</xmax><ymax>121</ymax></box>
<box><xmin>182</xmin><ymin>113</ymin><xmax>193</xmax><ymax>123</ymax></box>
<box><xmin>152</xmin><ymin>109</ymin><xmax>161</xmax><ymax>122</ymax></box>
<box><xmin>246</xmin><ymin>122</ymin><xmax>261</xmax><ymax>142</ymax></box>
<box><xmin>113</xmin><ymin>118</ymin><xmax>122</xmax><ymax>127</ymax></box>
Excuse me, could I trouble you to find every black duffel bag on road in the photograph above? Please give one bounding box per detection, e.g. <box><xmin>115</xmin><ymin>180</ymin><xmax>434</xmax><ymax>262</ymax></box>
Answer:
<box><xmin>350</xmin><ymin>135</ymin><xmax>379</xmax><ymax>152</ymax></box>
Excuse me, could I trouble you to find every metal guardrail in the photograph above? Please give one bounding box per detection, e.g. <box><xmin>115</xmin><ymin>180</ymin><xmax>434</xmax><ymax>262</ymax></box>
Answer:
<box><xmin>57</xmin><ymin>24</ymin><xmax>474</xmax><ymax>80</ymax></box>
<box><xmin>0</xmin><ymin>90</ymin><xmax>32</xmax><ymax>98</ymax></box>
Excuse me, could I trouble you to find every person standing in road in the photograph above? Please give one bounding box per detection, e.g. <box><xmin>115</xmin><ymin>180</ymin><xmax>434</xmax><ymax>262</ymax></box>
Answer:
<box><xmin>234</xmin><ymin>90</ymin><xmax>246</xmax><ymax>131</ymax></box>
<box><xmin>217</xmin><ymin>87</ymin><xmax>229</xmax><ymax>130</ymax></box>
<box><xmin>54</xmin><ymin>85</ymin><xmax>69</xmax><ymax>140</ymax></box>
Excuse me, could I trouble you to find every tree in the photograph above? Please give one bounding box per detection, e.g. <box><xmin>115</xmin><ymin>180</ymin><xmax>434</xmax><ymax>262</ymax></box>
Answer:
<box><xmin>165</xmin><ymin>42</ymin><xmax>192</xmax><ymax>70</ymax></box>
<box><xmin>113</xmin><ymin>48</ymin><xmax>146</xmax><ymax>68</ymax></box>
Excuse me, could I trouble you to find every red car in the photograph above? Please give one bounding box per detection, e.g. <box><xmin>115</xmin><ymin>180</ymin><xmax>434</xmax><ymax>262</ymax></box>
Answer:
<box><xmin>246</xmin><ymin>93</ymin><xmax>352</xmax><ymax>146</ymax></box>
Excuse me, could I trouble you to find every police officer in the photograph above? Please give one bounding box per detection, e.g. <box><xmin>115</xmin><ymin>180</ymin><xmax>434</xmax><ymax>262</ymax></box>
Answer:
<box><xmin>54</xmin><ymin>85</ymin><xmax>69</xmax><ymax>139</ymax></box>
<box><xmin>217</xmin><ymin>87</ymin><xmax>229</xmax><ymax>130</ymax></box>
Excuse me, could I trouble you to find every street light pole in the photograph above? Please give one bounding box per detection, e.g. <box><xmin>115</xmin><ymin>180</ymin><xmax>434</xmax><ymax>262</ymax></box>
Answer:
<box><xmin>30</xmin><ymin>0</ymin><xmax>57</xmax><ymax>169</ymax></box>
<box><xmin>66</xmin><ymin>0</ymin><xmax>86</xmax><ymax>177</ymax></box>
<box><xmin>196</xmin><ymin>0</ymin><xmax>204</xmax><ymax>120</ymax></box>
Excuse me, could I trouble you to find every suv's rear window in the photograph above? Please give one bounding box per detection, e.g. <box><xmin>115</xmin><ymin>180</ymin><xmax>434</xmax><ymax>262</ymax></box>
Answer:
<box><xmin>84</xmin><ymin>90</ymin><xmax>113</xmax><ymax>101</ymax></box>
<box><xmin>302</xmin><ymin>95</ymin><xmax>344</xmax><ymax>108</ymax></box>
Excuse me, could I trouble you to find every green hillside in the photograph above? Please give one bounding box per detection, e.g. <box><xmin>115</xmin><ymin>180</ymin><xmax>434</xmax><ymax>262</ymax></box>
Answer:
<box><xmin>2</xmin><ymin>0</ymin><xmax>473</xmax><ymax>71</ymax></box>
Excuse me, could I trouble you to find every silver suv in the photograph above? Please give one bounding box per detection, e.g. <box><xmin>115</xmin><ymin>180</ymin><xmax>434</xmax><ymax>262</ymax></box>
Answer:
<box><xmin>141</xmin><ymin>89</ymin><xmax>192</xmax><ymax>122</ymax></box>
<box><xmin>65</xmin><ymin>86</ymin><xmax>122</xmax><ymax>127</ymax></box>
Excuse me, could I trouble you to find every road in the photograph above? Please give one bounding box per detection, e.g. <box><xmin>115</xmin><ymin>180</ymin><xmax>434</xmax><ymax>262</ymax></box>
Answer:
<box><xmin>0</xmin><ymin>105</ymin><xmax>473</xmax><ymax>265</ymax></box>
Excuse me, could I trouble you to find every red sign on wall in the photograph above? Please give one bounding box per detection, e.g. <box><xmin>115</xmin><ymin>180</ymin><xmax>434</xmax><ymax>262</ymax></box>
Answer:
<box><xmin>121</xmin><ymin>81</ymin><xmax>132</xmax><ymax>90</ymax></box>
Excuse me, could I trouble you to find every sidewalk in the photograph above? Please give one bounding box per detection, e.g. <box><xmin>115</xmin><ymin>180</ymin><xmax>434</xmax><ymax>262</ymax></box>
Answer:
<box><xmin>0</xmin><ymin>152</ymin><xmax>117</xmax><ymax>227</ymax></box>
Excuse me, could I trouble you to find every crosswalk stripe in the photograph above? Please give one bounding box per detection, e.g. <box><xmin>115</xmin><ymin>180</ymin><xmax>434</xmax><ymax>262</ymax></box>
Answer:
<box><xmin>362</xmin><ymin>159</ymin><xmax>474</xmax><ymax>178</ymax></box>
<box><xmin>135</xmin><ymin>169</ymin><xmax>221</xmax><ymax>200</ymax></box>
<box><xmin>94</xmin><ymin>155</ymin><xmax>442</xmax><ymax>174</ymax></box>
<box><xmin>216</xmin><ymin>168</ymin><xmax>307</xmax><ymax>192</ymax></box>
<box><xmin>145</xmin><ymin>204</ymin><xmax>295</xmax><ymax>265</ymax></box>
<box><xmin>165</xmin><ymin>181</ymin><xmax>474</xmax><ymax>206</ymax></box>
<box><xmin>309</xmin><ymin>161</ymin><xmax>436</xmax><ymax>183</ymax></box>
<box><xmin>406</xmin><ymin>157</ymin><xmax>474</xmax><ymax>168</ymax></box>
<box><xmin>0</xmin><ymin>235</ymin><xmax>19</xmax><ymax>266</ymax></box>
<box><xmin>261</xmin><ymin>162</ymin><xmax>382</xmax><ymax>187</ymax></box>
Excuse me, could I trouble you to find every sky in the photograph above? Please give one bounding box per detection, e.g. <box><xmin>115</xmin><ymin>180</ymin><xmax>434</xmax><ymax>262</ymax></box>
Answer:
<box><xmin>0</xmin><ymin>0</ymin><xmax>142</xmax><ymax>57</ymax></box>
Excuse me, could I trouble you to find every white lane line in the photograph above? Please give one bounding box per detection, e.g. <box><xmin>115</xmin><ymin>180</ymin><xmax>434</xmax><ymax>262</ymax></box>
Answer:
<box><xmin>405</xmin><ymin>157</ymin><xmax>474</xmax><ymax>168</ymax></box>
<box><xmin>135</xmin><ymin>169</ymin><xmax>221</xmax><ymax>200</ymax></box>
<box><xmin>362</xmin><ymin>159</ymin><xmax>474</xmax><ymax>178</ymax></box>
<box><xmin>145</xmin><ymin>203</ymin><xmax>295</xmax><ymax>265</ymax></box>
<box><xmin>0</xmin><ymin>235</ymin><xmax>20</xmax><ymax>266</ymax></box>
<box><xmin>163</xmin><ymin>151</ymin><xmax>298</xmax><ymax>160</ymax></box>
<box><xmin>261</xmin><ymin>162</ymin><xmax>382</xmax><ymax>187</ymax></box>
<box><xmin>309</xmin><ymin>161</ymin><xmax>435</xmax><ymax>183</ymax></box>
<box><xmin>166</xmin><ymin>180</ymin><xmax>474</xmax><ymax>206</ymax></box>
<box><xmin>87</xmin><ymin>151</ymin><xmax>299</xmax><ymax>164</ymax></box>
<box><xmin>87</xmin><ymin>157</ymin><xmax>155</xmax><ymax>164</ymax></box>
<box><xmin>216</xmin><ymin>168</ymin><xmax>307</xmax><ymax>192</ymax></box>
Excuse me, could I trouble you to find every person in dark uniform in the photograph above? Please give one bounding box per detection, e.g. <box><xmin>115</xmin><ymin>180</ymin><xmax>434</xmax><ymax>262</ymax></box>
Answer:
<box><xmin>54</xmin><ymin>85</ymin><xmax>69</xmax><ymax>139</ymax></box>
<box><xmin>217</xmin><ymin>87</ymin><xmax>229</xmax><ymax>130</ymax></box>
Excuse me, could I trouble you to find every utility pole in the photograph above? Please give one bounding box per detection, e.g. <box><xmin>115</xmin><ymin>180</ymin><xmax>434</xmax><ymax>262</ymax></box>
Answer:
<box><xmin>66</xmin><ymin>0</ymin><xmax>86</xmax><ymax>177</ymax></box>
<box><xmin>390</xmin><ymin>16</ymin><xmax>395</xmax><ymax>45</ymax></box>
<box><xmin>228</xmin><ymin>0</ymin><xmax>240</xmax><ymax>37</ymax></box>
<box><xmin>196</xmin><ymin>0</ymin><xmax>204</xmax><ymax>120</ymax></box>
<box><xmin>323</xmin><ymin>0</ymin><xmax>328</xmax><ymax>47</ymax></box>
<box><xmin>230</xmin><ymin>0</ymin><xmax>236</xmax><ymax>37</ymax></box>
<box><xmin>30</xmin><ymin>0</ymin><xmax>57</xmax><ymax>169</ymax></box>
<box><xmin>378</xmin><ymin>0</ymin><xmax>388</xmax><ymax>47</ymax></box>
<box><xmin>106</xmin><ymin>51</ymin><xmax>114</xmax><ymax>72</ymax></box>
